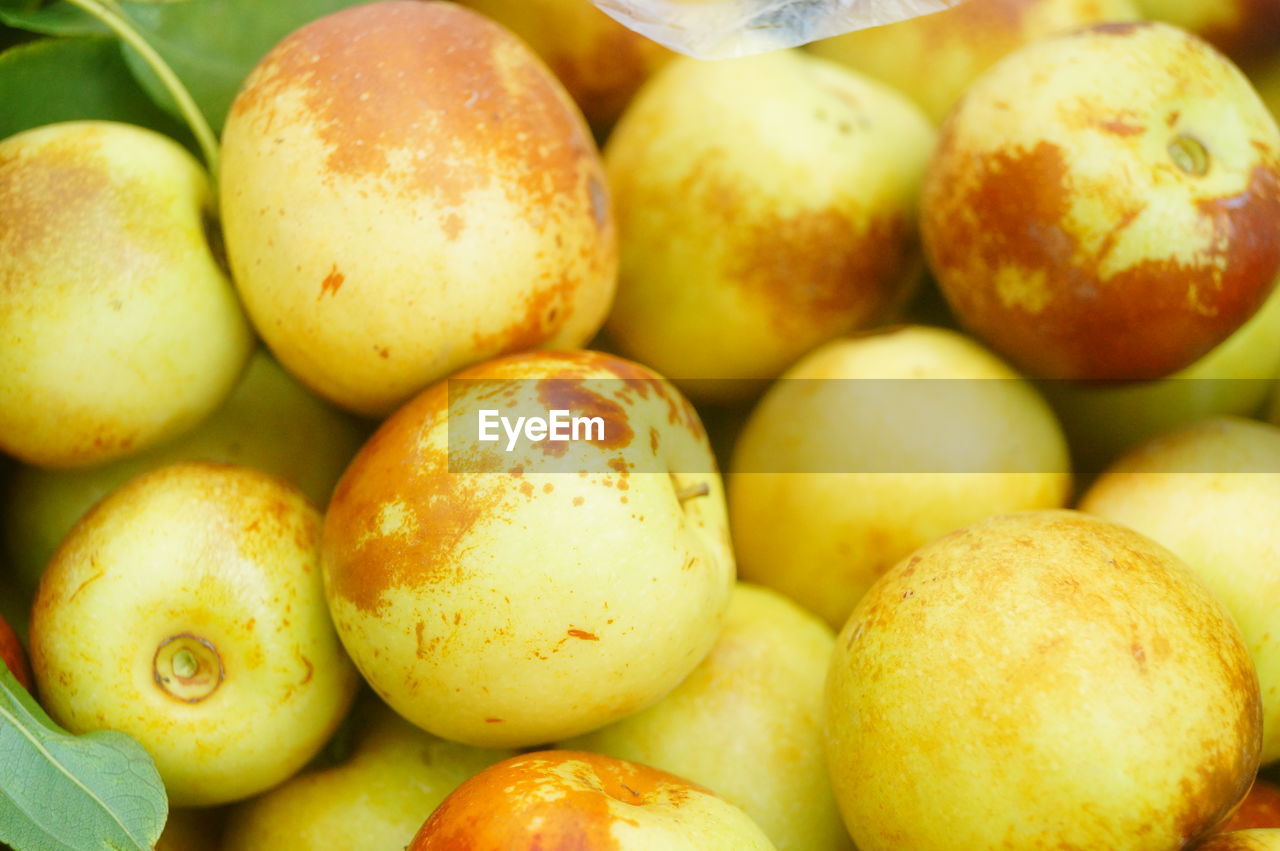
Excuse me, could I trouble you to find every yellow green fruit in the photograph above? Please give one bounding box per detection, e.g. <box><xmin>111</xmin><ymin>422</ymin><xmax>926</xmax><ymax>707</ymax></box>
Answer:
<box><xmin>3</xmin><ymin>349</ymin><xmax>365</xmax><ymax>593</ymax></box>
<box><xmin>562</xmin><ymin>583</ymin><xmax>851</xmax><ymax>851</ymax></box>
<box><xmin>1081</xmin><ymin>417</ymin><xmax>1280</xmax><ymax>763</ymax></box>
<box><xmin>826</xmin><ymin>510</ymin><xmax>1261</xmax><ymax>850</ymax></box>
<box><xmin>30</xmin><ymin>463</ymin><xmax>359</xmax><ymax>806</ymax></box>
<box><xmin>222</xmin><ymin>698</ymin><xmax>516</xmax><ymax>849</ymax></box>
<box><xmin>729</xmin><ymin>326</ymin><xmax>1070</xmax><ymax>628</ymax></box>
<box><xmin>0</xmin><ymin>121</ymin><xmax>252</xmax><ymax>467</ymax></box>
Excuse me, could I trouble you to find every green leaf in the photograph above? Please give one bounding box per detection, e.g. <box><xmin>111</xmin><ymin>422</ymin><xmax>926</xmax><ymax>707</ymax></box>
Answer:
<box><xmin>117</xmin><ymin>0</ymin><xmax>369</xmax><ymax>133</ymax></box>
<box><xmin>0</xmin><ymin>665</ymin><xmax>168</xmax><ymax>851</ymax></box>
<box><xmin>0</xmin><ymin>3</ymin><xmax>106</xmax><ymax>37</ymax></box>
<box><xmin>0</xmin><ymin>36</ymin><xmax>193</xmax><ymax>146</ymax></box>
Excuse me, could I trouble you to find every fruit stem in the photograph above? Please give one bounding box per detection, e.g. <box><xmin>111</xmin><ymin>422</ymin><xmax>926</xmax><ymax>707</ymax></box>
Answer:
<box><xmin>62</xmin><ymin>0</ymin><xmax>221</xmax><ymax>183</ymax></box>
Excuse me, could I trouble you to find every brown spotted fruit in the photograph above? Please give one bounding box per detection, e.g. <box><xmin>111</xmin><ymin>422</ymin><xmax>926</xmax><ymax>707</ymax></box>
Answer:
<box><xmin>1081</xmin><ymin>417</ymin><xmax>1280</xmax><ymax>764</ymax></box>
<box><xmin>219</xmin><ymin>1</ymin><xmax>616</xmax><ymax>417</ymax></box>
<box><xmin>922</xmin><ymin>21</ymin><xmax>1280</xmax><ymax>381</ymax></box>
<box><xmin>729</xmin><ymin>326</ymin><xmax>1071</xmax><ymax>629</ymax></box>
<box><xmin>30</xmin><ymin>463</ymin><xmax>360</xmax><ymax>806</ymax></box>
<box><xmin>603</xmin><ymin>50</ymin><xmax>934</xmax><ymax>402</ymax></box>
<box><xmin>457</xmin><ymin>0</ymin><xmax>674</xmax><ymax>130</ymax></box>
<box><xmin>826</xmin><ymin>510</ymin><xmax>1262</xmax><ymax>850</ymax></box>
<box><xmin>222</xmin><ymin>697</ymin><xmax>515</xmax><ymax>850</ymax></box>
<box><xmin>322</xmin><ymin>349</ymin><xmax>734</xmax><ymax>748</ymax></box>
<box><xmin>0</xmin><ymin>121</ymin><xmax>252</xmax><ymax>468</ymax></box>
<box><xmin>408</xmin><ymin>750</ymin><xmax>776</xmax><ymax>850</ymax></box>
<box><xmin>809</xmin><ymin>0</ymin><xmax>1140</xmax><ymax>125</ymax></box>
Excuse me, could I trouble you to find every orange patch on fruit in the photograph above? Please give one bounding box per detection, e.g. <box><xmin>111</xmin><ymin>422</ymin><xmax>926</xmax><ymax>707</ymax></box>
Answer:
<box><xmin>409</xmin><ymin>751</ymin><xmax>710</xmax><ymax>850</ymax></box>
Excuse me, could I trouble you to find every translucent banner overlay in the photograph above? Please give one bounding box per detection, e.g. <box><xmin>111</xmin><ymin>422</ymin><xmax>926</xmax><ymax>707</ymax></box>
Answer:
<box><xmin>444</xmin><ymin>378</ymin><xmax>1280</xmax><ymax>475</ymax></box>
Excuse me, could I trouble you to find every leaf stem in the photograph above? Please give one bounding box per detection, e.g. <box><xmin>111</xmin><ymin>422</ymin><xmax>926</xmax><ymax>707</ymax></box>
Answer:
<box><xmin>62</xmin><ymin>0</ymin><xmax>220</xmax><ymax>180</ymax></box>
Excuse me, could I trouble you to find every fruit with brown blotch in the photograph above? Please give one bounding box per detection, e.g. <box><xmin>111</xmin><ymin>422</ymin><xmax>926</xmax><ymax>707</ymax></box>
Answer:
<box><xmin>0</xmin><ymin>121</ymin><xmax>252</xmax><ymax>468</ymax></box>
<box><xmin>30</xmin><ymin>463</ymin><xmax>360</xmax><ymax>806</ymax></box>
<box><xmin>809</xmin><ymin>0</ymin><xmax>1140</xmax><ymax>124</ymax></box>
<box><xmin>322</xmin><ymin>350</ymin><xmax>733</xmax><ymax>748</ymax></box>
<box><xmin>730</xmin><ymin>326</ymin><xmax>1070</xmax><ymax>628</ymax></box>
<box><xmin>220</xmin><ymin>1</ymin><xmax>617</xmax><ymax>416</ymax></box>
<box><xmin>1080</xmin><ymin>416</ymin><xmax>1280</xmax><ymax>763</ymax></box>
<box><xmin>825</xmin><ymin>510</ymin><xmax>1262</xmax><ymax>850</ymax></box>
<box><xmin>562</xmin><ymin>583</ymin><xmax>852</xmax><ymax>851</ymax></box>
<box><xmin>922</xmin><ymin>21</ymin><xmax>1280</xmax><ymax>381</ymax></box>
<box><xmin>221</xmin><ymin>697</ymin><xmax>516</xmax><ymax>850</ymax></box>
<box><xmin>408</xmin><ymin>750</ymin><xmax>776</xmax><ymax>850</ymax></box>
<box><xmin>603</xmin><ymin>50</ymin><xmax>934</xmax><ymax>401</ymax></box>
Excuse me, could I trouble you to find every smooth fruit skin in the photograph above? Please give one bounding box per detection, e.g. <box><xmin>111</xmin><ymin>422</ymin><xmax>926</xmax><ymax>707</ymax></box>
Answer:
<box><xmin>0</xmin><ymin>121</ymin><xmax>252</xmax><ymax>468</ymax></box>
<box><xmin>222</xmin><ymin>699</ymin><xmax>515</xmax><ymax>850</ymax></box>
<box><xmin>561</xmin><ymin>583</ymin><xmax>851</xmax><ymax>851</ymax></box>
<box><xmin>3</xmin><ymin>349</ymin><xmax>365</xmax><ymax>594</ymax></box>
<box><xmin>1043</xmin><ymin>279</ymin><xmax>1280</xmax><ymax>474</ymax></box>
<box><xmin>220</xmin><ymin>1</ymin><xmax>616</xmax><ymax>417</ymax></box>
<box><xmin>729</xmin><ymin>326</ymin><xmax>1070</xmax><ymax>628</ymax></box>
<box><xmin>825</xmin><ymin>510</ymin><xmax>1261</xmax><ymax>850</ymax></box>
<box><xmin>1081</xmin><ymin>417</ymin><xmax>1280</xmax><ymax>763</ymax></box>
<box><xmin>922</xmin><ymin>21</ymin><xmax>1280</xmax><ymax>380</ymax></box>
<box><xmin>30</xmin><ymin>463</ymin><xmax>360</xmax><ymax>806</ymax></box>
<box><xmin>1198</xmin><ymin>829</ymin><xmax>1280</xmax><ymax>851</ymax></box>
<box><xmin>1136</xmin><ymin>0</ymin><xmax>1280</xmax><ymax>65</ymax></box>
<box><xmin>456</xmin><ymin>0</ymin><xmax>673</xmax><ymax>129</ymax></box>
<box><xmin>809</xmin><ymin>0</ymin><xmax>1139</xmax><ymax>124</ymax></box>
<box><xmin>409</xmin><ymin>750</ymin><xmax>776</xmax><ymax>850</ymax></box>
<box><xmin>603</xmin><ymin>51</ymin><xmax>933</xmax><ymax>401</ymax></box>
<box><xmin>1223</xmin><ymin>780</ymin><xmax>1280</xmax><ymax>830</ymax></box>
<box><xmin>322</xmin><ymin>350</ymin><xmax>734</xmax><ymax>748</ymax></box>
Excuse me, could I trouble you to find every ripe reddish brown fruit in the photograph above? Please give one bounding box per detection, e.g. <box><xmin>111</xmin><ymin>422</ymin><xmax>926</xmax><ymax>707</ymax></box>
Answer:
<box><xmin>922</xmin><ymin>22</ymin><xmax>1280</xmax><ymax>380</ymax></box>
<box><xmin>408</xmin><ymin>751</ymin><xmax>775</xmax><ymax>849</ymax></box>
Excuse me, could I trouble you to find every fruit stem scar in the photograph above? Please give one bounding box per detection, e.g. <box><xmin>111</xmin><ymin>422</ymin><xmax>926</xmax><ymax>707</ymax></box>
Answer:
<box><xmin>172</xmin><ymin>648</ymin><xmax>198</xmax><ymax>679</ymax></box>
<box><xmin>1169</xmin><ymin>134</ymin><xmax>1210</xmax><ymax>176</ymax></box>
<box><xmin>675</xmin><ymin>482</ymin><xmax>710</xmax><ymax>503</ymax></box>
<box><xmin>153</xmin><ymin>633</ymin><xmax>224</xmax><ymax>703</ymax></box>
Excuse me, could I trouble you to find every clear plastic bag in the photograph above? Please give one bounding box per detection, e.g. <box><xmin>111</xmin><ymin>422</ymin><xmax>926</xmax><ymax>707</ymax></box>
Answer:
<box><xmin>592</xmin><ymin>0</ymin><xmax>964</xmax><ymax>60</ymax></box>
